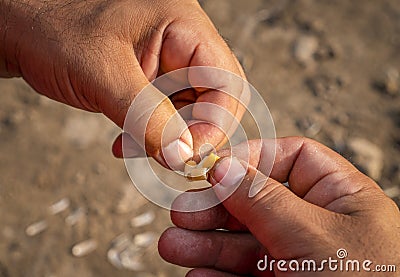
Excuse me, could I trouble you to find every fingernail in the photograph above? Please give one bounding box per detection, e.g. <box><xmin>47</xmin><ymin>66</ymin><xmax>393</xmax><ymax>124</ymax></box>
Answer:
<box><xmin>162</xmin><ymin>139</ymin><xmax>193</xmax><ymax>171</ymax></box>
<box><xmin>248</xmin><ymin>171</ymin><xmax>268</xmax><ymax>198</ymax></box>
<box><xmin>212</xmin><ymin>157</ymin><xmax>246</xmax><ymax>187</ymax></box>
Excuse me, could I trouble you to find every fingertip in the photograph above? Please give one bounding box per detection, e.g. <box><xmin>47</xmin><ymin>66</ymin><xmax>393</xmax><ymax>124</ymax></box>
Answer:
<box><xmin>124</xmin><ymin>84</ymin><xmax>193</xmax><ymax>167</ymax></box>
<box><xmin>170</xmin><ymin>190</ymin><xmax>248</xmax><ymax>231</ymax></box>
<box><xmin>112</xmin><ymin>133</ymin><xmax>146</xmax><ymax>158</ymax></box>
<box><xmin>189</xmin><ymin>121</ymin><xmax>227</xmax><ymax>156</ymax></box>
<box><xmin>159</xmin><ymin>227</ymin><xmax>214</xmax><ymax>267</ymax></box>
<box><xmin>111</xmin><ymin>134</ymin><xmax>123</xmax><ymax>158</ymax></box>
<box><xmin>158</xmin><ymin>227</ymin><xmax>180</xmax><ymax>262</ymax></box>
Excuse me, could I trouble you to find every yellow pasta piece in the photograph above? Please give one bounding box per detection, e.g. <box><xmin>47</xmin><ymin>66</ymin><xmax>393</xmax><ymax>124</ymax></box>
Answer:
<box><xmin>184</xmin><ymin>153</ymin><xmax>220</xmax><ymax>182</ymax></box>
<box><xmin>200</xmin><ymin>153</ymin><xmax>220</xmax><ymax>169</ymax></box>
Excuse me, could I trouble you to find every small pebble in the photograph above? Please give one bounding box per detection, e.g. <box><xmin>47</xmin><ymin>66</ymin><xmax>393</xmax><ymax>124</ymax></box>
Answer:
<box><xmin>25</xmin><ymin>220</ymin><xmax>48</xmax><ymax>237</ymax></box>
<box><xmin>347</xmin><ymin>138</ymin><xmax>383</xmax><ymax>180</ymax></box>
<box><xmin>293</xmin><ymin>36</ymin><xmax>319</xmax><ymax>66</ymax></box>
<box><xmin>48</xmin><ymin>197</ymin><xmax>70</xmax><ymax>215</ymax></box>
<box><xmin>72</xmin><ymin>239</ymin><xmax>97</xmax><ymax>257</ymax></box>
<box><xmin>374</xmin><ymin>67</ymin><xmax>399</xmax><ymax>96</ymax></box>
<box><xmin>107</xmin><ymin>233</ymin><xmax>146</xmax><ymax>271</ymax></box>
<box><xmin>386</xmin><ymin>68</ymin><xmax>399</xmax><ymax>95</ymax></box>
<box><xmin>131</xmin><ymin>211</ymin><xmax>155</xmax><ymax>228</ymax></box>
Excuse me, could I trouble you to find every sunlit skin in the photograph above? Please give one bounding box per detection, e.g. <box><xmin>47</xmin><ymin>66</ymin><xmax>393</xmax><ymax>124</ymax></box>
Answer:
<box><xmin>159</xmin><ymin>137</ymin><xmax>400</xmax><ymax>277</ymax></box>
<box><xmin>0</xmin><ymin>0</ymin><xmax>247</xmax><ymax>165</ymax></box>
<box><xmin>2</xmin><ymin>2</ymin><xmax>399</xmax><ymax>276</ymax></box>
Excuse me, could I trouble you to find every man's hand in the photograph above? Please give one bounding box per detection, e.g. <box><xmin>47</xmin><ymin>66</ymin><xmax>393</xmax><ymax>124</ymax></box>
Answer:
<box><xmin>0</xmin><ymin>0</ymin><xmax>247</xmax><ymax>167</ymax></box>
<box><xmin>159</xmin><ymin>137</ymin><xmax>400</xmax><ymax>276</ymax></box>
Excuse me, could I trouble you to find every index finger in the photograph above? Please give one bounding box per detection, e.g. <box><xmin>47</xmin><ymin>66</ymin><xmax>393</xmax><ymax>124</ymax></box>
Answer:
<box><xmin>160</xmin><ymin>12</ymin><xmax>250</xmax><ymax>154</ymax></box>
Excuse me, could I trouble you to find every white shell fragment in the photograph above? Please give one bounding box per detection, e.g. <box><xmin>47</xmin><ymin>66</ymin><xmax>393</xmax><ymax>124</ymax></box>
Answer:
<box><xmin>107</xmin><ymin>234</ymin><xmax>131</xmax><ymax>269</ymax></box>
<box><xmin>133</xmin><ymin>232</ymin><xmax>157</xmax><ymax>248</ymax></box>
<box><xmin>25</xmin><ymin>220</ymin><xmax>48</xmax><ymax>237</ymax></box>
<box><xmin>107</xmin><ymin>248</ymin><xmax>123</xmax><ymax>269</ymax></box>
<box><xmin>131</xmin><ymin>211</ymin><xmax>156</xmax><ymax>228</ymax></box>
<box><xmin>107</xmin><ymin>233</ymin><xmax>147</xmax><ymax>271</ymax></box>
<box><xmin>120</xmin><ymin>249</ymin><xmax>145</xmax><ymax>271</ymax></box>
<box><xmin>72</xmin><ymin>239</ymin><xmax>98</xmax><ymax>257</ymax></box>
<box><xmin>48</xmin><ymin>197</ymin><xmax>70</xmax><ymax>215</ymax></box>
<box><xmin>65</xmin><ymin>207</ymin><xmax>86</xmax><ymax>226</ymax></box>
<box><xmin>184</xmin><ymin>153</ymin><xmax>220</xmax><ymax>181</ymax></box>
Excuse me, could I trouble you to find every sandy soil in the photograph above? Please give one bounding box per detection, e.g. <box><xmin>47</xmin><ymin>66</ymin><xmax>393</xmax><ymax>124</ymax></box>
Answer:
<box><xmin>0</xmin><ymin>0</ymin><xmax>399</xmax><ymax>276</ymax></box>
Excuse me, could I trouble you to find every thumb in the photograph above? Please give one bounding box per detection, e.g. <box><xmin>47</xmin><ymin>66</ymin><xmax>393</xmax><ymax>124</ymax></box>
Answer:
<box><xmin>122</xmin><ymin>81</ymin><xmax>194</xmax><ymax>170</ymax></box>
<box><xmin>100</xmin><ymin>48</ymin><xmax>193</xmax><ymax>169</ymax></box>
<box><xmin>208</xmin><ymin>157</ymin><xmax>334</xmax><ymax>258</ymax></box>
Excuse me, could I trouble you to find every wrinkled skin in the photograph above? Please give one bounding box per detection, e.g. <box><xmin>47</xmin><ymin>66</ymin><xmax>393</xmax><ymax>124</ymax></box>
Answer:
<box><xmin>159</xmin><ymin>137</ymin><xmax>400</xmax><ymax>276</ymax></box>
<box><xmin>0</xmin><ymin>0</ymin><xmax>247</xmax><ymax>165</ymax></box>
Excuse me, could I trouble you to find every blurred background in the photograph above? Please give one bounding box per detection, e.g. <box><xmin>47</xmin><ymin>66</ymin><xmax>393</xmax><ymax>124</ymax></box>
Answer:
<box><xmin>1</xmin><ymin>0</ymin><xmax>399</xmax><ymax>276</ymax></box>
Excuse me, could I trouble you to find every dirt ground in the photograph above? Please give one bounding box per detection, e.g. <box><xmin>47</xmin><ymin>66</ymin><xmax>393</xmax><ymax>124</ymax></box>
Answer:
<box><xmin>1</xmin><ymin>0</ymin><xmax>399</xmax><ymax>276</ymax></box>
